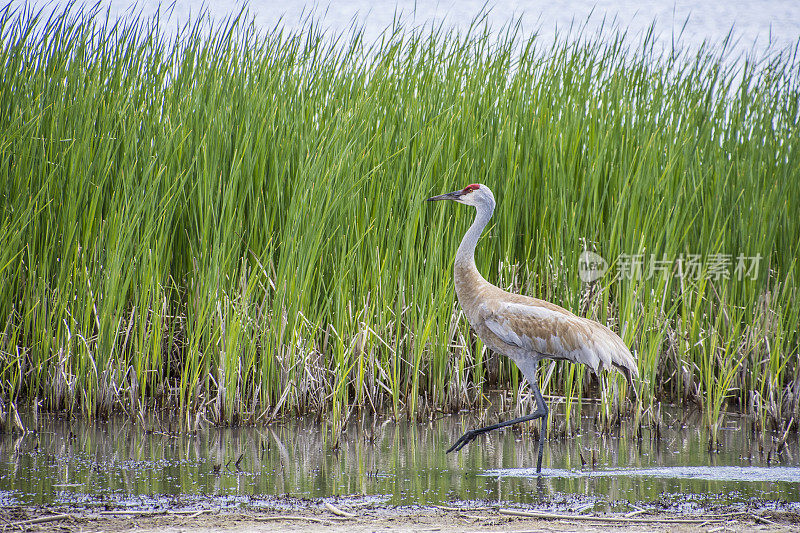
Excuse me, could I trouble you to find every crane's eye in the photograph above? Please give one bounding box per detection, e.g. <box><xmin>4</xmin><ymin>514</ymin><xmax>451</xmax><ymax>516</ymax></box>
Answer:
<box><xmin>463</xmin><ymin>184</ymin><xmax>480</xmax><ymax>193</ymax></box>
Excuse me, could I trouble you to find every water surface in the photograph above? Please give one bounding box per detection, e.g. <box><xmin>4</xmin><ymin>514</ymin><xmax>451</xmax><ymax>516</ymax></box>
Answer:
<box><xmin>1</xmin><ymin>407</ymin><xmax>798</xmax><ymax>511</ymax></box>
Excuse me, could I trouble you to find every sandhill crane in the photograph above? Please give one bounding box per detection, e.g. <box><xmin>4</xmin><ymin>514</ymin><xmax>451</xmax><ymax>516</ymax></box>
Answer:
<box><xmin>428</xmin><ymin>183</ymin><xmax>638</xmax><ymax>474</ymax></box>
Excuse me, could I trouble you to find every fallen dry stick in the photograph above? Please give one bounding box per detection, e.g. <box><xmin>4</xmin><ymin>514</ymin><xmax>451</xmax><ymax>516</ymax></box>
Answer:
<box><xmin>324</xmin><ymin>502</ymin><xmax>356</xmax><ymax>518</ymax></box>
<box><xmin>751</xmin><ymin>514</ymin><xmax>779</xmax><ymax>526</ymax></box>
<box><xmin>168</xmin><ymin>509</ymin><xmax>216</xmax><ymax>518</ymax></box>
<box><xmin>252</xmin><ymin>515</ymin><xmax>327</xmax><ymax>524</ymax></box>
<box><xmin>499</xmin><ymin>509</ymin><xmax>725</xmax><ymax>524</ymax></box>
<box><xmin>8</xmin><ymin>514</ymin><xmax>72</xmax><ymax>527</ymax></box>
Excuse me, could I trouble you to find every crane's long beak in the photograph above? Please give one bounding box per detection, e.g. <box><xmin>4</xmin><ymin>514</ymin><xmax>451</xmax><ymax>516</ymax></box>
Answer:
<box><xmin>426</xmin><ymin>190</ymin><xmax>463</xmax><ymax>202</ymax></box>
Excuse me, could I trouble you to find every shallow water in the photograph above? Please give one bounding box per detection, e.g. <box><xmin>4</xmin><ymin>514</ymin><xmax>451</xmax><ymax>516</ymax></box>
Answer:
<box><xmin>0</xmin><ymin>407</ymin><xmax>798</xmax><ymax>511</ymax></box>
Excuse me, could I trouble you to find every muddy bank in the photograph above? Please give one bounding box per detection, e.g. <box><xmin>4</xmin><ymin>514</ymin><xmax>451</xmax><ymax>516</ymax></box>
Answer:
<box><xmin>3</xmin><ymin>503</ymin><xmax>799</xmax><ymax>533</ymax></box>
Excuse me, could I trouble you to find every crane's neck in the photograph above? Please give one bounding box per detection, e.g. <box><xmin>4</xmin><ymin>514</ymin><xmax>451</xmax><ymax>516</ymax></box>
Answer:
<box><xmin>454</xmin><ymin>202</ymin><xmax>493</xmax><ymax>275</ymax></box>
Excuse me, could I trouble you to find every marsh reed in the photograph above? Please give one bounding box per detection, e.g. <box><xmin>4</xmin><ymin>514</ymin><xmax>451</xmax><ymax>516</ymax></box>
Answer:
<box><xmin>0</xmin><ymin>3</ymin><xmax>797</xmax><ymax>442</ymax></box>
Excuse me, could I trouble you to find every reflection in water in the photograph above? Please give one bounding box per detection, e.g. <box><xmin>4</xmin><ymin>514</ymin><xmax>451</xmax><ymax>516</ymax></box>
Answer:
<box><xmin>0</xmin><ymin>407</ymin><xmax>798</xmax><ymax>508</ymax></box>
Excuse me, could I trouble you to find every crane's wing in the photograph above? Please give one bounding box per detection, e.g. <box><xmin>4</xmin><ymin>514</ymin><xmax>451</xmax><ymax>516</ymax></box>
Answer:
<box><xmin>479</xmin><ymin>301</ymin><xmax>638</xmax><ymax>384</ymax></box>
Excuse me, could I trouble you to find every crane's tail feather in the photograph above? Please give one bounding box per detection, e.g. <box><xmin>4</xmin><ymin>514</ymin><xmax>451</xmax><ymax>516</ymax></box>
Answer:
<box><xmin>612</xmin><ymin>362</ymin><xmax>640</xmax><ymax>404</ymax></box>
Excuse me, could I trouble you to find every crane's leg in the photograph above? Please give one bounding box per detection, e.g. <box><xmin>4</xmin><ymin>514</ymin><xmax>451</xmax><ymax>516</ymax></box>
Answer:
<box><xmin>446</xmin><ymin>356</ymin><xmax>550</xmax><ymax>473</ymax></box>
<box><xmin>530</xmin><ymin>376</ymin><xmax>549</xmax><ymax>473</ymax></box>
<box><xmin>447</xmin><ymin>389</ymin><xmax>549</xmax><ymax>472</ymax></box>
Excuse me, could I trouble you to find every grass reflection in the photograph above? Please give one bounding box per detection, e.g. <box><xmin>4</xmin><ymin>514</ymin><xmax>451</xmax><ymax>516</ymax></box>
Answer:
<box><xmin>0</xmin><ymin>407</ymin><xmax>797</xmax><ymax>507</ymax></box>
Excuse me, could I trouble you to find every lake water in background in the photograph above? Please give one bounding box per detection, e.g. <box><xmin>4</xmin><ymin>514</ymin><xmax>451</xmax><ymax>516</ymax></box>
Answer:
<box><xmin>27</xmin><ymin>0</ymin><xmax>800</xmax><ymax>58</ymax></box>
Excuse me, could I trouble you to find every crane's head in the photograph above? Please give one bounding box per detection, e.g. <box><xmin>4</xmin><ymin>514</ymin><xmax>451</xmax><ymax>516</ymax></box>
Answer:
<box><xmin>426</xmin><ymin>183</ymin><xmax>495</xmax><ymax>211</ymax></box>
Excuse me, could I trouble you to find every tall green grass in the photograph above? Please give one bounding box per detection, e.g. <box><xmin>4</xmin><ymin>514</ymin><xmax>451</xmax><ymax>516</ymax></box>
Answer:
<box><xmin>0</xmin><ymin>3</ymin><xmax>798</xmax><ymax>437</ymax></box>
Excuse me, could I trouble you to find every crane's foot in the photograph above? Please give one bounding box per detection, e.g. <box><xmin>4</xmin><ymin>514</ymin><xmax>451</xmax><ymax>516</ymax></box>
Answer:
<box><xmin>446</xmin><ymin>429</ymin><xmax>482</xmax><ymax>453</ymax></box>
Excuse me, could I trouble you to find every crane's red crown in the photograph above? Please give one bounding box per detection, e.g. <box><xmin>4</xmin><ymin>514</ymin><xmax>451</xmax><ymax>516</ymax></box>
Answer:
<box><xmin>463</xmin><ymin>184</ymin><xmax>480</xmax><ymax>193</ymax></box>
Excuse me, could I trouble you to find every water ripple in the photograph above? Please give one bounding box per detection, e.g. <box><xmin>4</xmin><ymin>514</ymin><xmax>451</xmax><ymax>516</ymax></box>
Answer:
<box><xmin>485</xmin><ymin>466</ymin><xmax>800</xmax><ymax>483</ymax></box>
